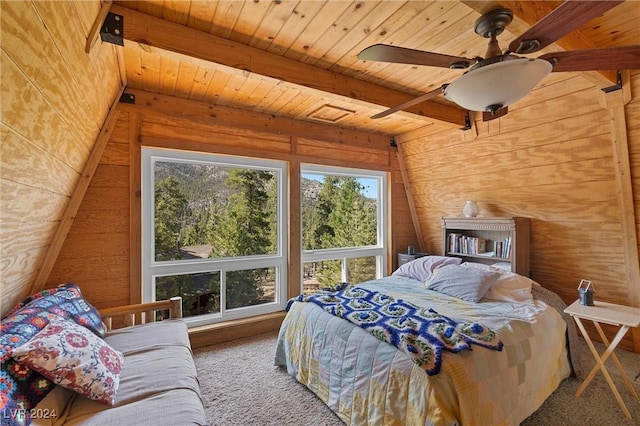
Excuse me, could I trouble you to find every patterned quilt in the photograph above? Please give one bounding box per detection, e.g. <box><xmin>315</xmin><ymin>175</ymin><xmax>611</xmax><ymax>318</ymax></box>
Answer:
<box><xmin>287</xmin><ymin>284</ymin><xmax>502</xmax><ymax>375</ymax></box>
<box><xmin>275</xmin><ymin>276</ymin><xmax>572</xmax><ymax>425</ymax></box>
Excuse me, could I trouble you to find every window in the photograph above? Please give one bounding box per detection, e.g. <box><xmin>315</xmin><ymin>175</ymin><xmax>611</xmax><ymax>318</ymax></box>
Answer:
<box><xmin>301</xmin><ymin>164</ymin><xmax>387</xmax><ymax>294</ymax></box>
<box><xmin>142</xmin><ymin>148</ymin><xmax>287</xmax><ymax>327</ymax></box>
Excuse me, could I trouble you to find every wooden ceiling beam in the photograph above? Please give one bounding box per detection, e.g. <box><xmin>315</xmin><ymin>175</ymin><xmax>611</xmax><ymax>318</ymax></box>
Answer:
<box><xmin>118</xmin><ymin>88</ymin><xmax>391</xmax><ymax>148</ymax></box>
<box><xmin>110</xmin><ymin>4</ymin><xmax>468</xmax><ymax>129</ymax></box>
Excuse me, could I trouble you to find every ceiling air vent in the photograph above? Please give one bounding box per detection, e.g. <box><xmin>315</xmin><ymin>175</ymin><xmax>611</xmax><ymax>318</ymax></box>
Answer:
<box><xmin>307</xmin><ymin>104</ymin><xmax>356</xmax><ymax>123</ymax></box>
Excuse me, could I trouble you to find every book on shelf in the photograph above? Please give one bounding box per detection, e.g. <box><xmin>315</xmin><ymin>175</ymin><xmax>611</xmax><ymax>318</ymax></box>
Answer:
<box><xmin>448</xmin><ymin>233</ymin><xmax>461</xmax><ymax>253</ymax></box>
<box><xmin>477</xmin><ymin>238</ymin><xmax>486</xmax><ymax>254</ymax></box>
<box><xmin>494</xmin><ymin>236</ymin><xmax>511</xmax><ymax>259</ymax></box>
<box><xmin>448</xmin><ymin>233</ymin><xmax>487</xmax><ymax>255</ymax></box>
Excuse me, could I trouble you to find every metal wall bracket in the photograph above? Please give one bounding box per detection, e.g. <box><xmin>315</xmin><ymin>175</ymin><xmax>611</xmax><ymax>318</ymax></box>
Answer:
<box><xmin>601</xmin><ymin>70</ymin><xmax>622</xmax><ymax>93</ymax></box>
<box><xmin>119</xmin><ymin>92</ymin><xmax>135</xmax><ymax>104</ymax></box>
<box><xmin>100</xmin><ymin>12</ymin><xmax>124</xmax><ymax>46</ymax></box>
<box><xmin>461</xmin><ymin>112</ymin><xmax>472</xmax><ymax>130</ymax></box>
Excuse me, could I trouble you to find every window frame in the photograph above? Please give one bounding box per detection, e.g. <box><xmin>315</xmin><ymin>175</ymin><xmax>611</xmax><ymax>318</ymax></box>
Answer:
<box><xmin>300</xmin><ymin>163</ymin><xmax>388</xmax><ymax>287</ymax></box>
<box><xmin>141</xmin><ymin>147</ymin><xmax>288</xmax><ymax>327</ymax></box>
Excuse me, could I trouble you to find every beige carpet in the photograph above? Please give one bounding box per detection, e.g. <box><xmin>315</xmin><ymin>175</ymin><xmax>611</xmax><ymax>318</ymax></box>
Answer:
<box><xmin>193</xmin><ymin>331</ymin><xmax>640</xmax><ymax>426</ymax></box>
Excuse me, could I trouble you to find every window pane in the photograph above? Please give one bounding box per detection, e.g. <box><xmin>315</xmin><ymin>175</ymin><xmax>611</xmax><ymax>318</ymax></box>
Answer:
<box><xmin>303</xmin><ymin>260</ymin><xmax>342</xmax><ymax>293</ymax></box>
<box><xmin>301</xmin><ymin>173</ymin><xmax>378</xmax><ymax>250</ymax></box>
<box><xmin>226</xmin><ymin>267</ymin><xmax>276</xmax><ymax>309</ymax></box>
<box><xmin>302</xmin><ymin>261</ymin><xmax>320</xmax><ymax>295</ymax></box>
<box><xmin>154</xmin><ymin>161</ymin><xmax>278</xmax><ymax>262</ymax></box>
<box><xmin>347</xmin><ymin>256</ymin><xmax>377</xmax><ymax>284</ymax></box>
<box><xmin>156</xmin><ymin>272</ymin><xmax>220</xmax><ymax>318</ymax></box>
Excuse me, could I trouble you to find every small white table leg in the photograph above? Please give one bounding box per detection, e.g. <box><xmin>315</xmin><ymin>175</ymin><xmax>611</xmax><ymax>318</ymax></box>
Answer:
<box><xmin>592</xmin><ymin>321</ymin><xmax>639</xmax><ymax>400</ymax></box>
<box><xmin>573</xmin><ymin>317</ymin><xmax>632</xmax><ymax>419</ymax></box>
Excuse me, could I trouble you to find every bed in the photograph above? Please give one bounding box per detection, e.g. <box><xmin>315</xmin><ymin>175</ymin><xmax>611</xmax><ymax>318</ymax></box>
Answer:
<box><xmin>274</xmin><ymin>256</ymin><xmax>574</xmax><ymax>425</ymax></box>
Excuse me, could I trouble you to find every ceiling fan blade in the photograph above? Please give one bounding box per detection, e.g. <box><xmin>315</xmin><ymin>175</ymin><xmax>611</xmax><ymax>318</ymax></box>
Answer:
<box><xmin>358</xmin><ymin>44</ymin><xmax>476</xmax><ymax>69</ymax></box>
<box><xmin>370</xmin><ymin>86</ymin><xmax>445</xmax><ymax>119</ymax></box>
<box><xmin>509</xmin><ymin>1</ymin><xmax>624</xmax><ymax>54</ymax></box>
<box><xmin>540</xmin><ymin>45</ymin><xmax>640</xmax><ymax>72</ymax></box>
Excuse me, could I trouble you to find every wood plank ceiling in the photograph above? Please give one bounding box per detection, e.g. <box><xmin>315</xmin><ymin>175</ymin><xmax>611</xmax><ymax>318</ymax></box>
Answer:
<box><xmin>112</xmin><ymin>0</ymin><xmax>640</xmax><ymax>136</ymax></box>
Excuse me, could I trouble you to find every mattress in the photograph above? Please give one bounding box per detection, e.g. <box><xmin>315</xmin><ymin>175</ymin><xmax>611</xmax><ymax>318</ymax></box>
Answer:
<box><xmin>274</xmin><ymin>275</ymin><xmax>571</xmax><ymax>425</ymax></box>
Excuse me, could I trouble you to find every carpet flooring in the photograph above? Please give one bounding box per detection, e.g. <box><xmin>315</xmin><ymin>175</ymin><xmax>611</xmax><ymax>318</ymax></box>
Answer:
<box><xmin>193</xmin><ymin>331</ymin><xmax>640</xmax><ymax>426</ymax></box>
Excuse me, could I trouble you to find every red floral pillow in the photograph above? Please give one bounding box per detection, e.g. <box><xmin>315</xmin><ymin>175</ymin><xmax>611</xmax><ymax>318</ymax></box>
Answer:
<box><xmin>1</xmin><ymin>283</ymin><xmax>107</xmax><ymax>425</ymax></box>
<box><xmin>11</xmin><ymin>316</ymin><xmax>123</xmax><ymax>405</ymax></box>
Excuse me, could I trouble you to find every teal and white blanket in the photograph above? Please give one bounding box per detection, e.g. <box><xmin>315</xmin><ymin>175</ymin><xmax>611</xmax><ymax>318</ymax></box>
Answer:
<box><xmin>287</xmin><ymin>284</ymin><xmax>502</xmax><ymax>375</ymax></box>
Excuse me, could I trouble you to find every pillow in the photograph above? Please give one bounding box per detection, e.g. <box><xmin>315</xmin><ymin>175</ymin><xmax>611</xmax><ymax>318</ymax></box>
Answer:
<box><xmin>460</xmin><ymin>262</ymin><xmax>535</xmax><ymax>303</ymax></box>
<box><xmin>392</xmin><ymin>255</ymin><xmax>462</xmax><ymax>282</ymax></box>
<box><xmin>4</xmin><ymin>282</ymin><xmax>106</xmax><ymax>338</ymax></box>
<box><xmin>425</xmin><ymin>263</ymin><xmax>501</xmax><ymax>302</ymax></box>
<box><xmin>0</xmin><ymin>283</ymin><xmax>106</xmax><ymax>423</ymax></box>
<box><xmin>12</xmin><ymin>316</ymin><xmax>123</xmax><ymax>406</ymax></box>
<box><xmin>491</xmin><ymin>262</ymin><xmax>512</xmax><ymax>271</ymax></box>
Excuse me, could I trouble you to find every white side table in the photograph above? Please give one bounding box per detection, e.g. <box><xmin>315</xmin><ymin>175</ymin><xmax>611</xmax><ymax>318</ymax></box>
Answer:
<box><xmin>564</xmin><ymin>299</ymin><xmax>640</xmax><ymax>419</ymax></box>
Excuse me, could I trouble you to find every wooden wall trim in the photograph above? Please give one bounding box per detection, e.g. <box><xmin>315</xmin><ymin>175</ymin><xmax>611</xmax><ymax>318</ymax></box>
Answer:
<box><xmin>395</xmin><ymin>143</ymin><xmax>424</xmax><ymax>253</ymax></box>
<box><xmin>288</xmin><ymin>158</ymin><xmax>302</xmax><ymax>299</ymax></box>
<box><xmin>30</xmin><ymin>86</ymin><xmax>125</xmax><ymax>295</ymax></box>
<box><xmin>84</xmin><ymin>0</ymin><xmax>112</xmax><ymax>54</ymax></box>
<box><xmin>129</xmin><ymin>112</ymin><xmax>142</xmax><ymax>304</ymax></box>
<box><xmin>386</xmin><ymin>149</ymin><xmax>393</xmax><ymax>275</ymax></box>
<box><xmin>600</xmin><ymin>77</ymin><xmax>640</xmax><ymax>352</ymax></box>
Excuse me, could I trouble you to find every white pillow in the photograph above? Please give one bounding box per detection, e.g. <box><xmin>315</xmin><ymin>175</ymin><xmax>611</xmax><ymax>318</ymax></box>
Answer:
<box><xmin>460</xmin><ymin>262</ymin><xmax>534</xmax><ymax>303</ymax></box>
<box><xmin>491</xmin><ymin>262</ymin><xmax>512</xmax><ymax>271</ymax></box>
<box><xmin>392</xmin><ymin>255</ymin><xmax>462</xmax><ymax>282</ymax></box>
<box><xmin>425</xmin><ymin>263</ymin><xmax>501</xmax><ymax>303</ymax></box>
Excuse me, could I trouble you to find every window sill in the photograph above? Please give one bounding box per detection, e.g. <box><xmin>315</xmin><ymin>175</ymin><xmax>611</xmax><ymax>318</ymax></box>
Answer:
<box><xmin>188</xmin><ymin>311</ymin><xmax>286</xmax><ymax>349</ymax></box>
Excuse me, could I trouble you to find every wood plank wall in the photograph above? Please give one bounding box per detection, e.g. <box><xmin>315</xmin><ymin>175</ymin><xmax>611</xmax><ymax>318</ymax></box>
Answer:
<box><xmin>46</xmin><ymin>89</ymin><xmax>414</xmax><ymax>319</ymax></box>
<box><xmin>396</xmin><ymin>71</ymin><xmax>640</xmax><ymax>352</ymax></box>
<box><xmin>46</xmin><ymin>112</ymin><xmax>133</xmax><ymax>308</ymax></box>
<box><xmin>0</xmin><ymin>0</ymin><xmax>122</xmax><ymax>316</ymax></box>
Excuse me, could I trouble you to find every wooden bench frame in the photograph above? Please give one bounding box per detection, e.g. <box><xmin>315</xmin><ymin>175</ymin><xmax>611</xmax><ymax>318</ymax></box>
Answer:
<box><xmin>100</xmin><ymin>296</ymin><xmax>182</xmax><ymax>332</ymax></box>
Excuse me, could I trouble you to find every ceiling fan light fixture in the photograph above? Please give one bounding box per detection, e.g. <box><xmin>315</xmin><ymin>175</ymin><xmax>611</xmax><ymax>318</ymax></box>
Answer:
<box><xmin>443</xmin><ymin>57</ymin><xmax>552</xmax><ymax>112</ymax></box>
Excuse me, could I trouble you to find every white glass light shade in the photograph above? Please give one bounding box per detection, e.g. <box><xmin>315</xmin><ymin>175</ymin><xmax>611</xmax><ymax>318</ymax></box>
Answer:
<box><xmin>443</xmin><ymin>57</ymin><xmax>552</xmax><ymax>112</ymax></box>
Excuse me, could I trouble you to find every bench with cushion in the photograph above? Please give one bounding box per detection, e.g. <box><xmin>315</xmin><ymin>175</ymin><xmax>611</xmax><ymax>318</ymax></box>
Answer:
<box><xmin>1</xmin><ymin>283</ymin><xmax>207</xmax><ymax>426</ymax></box>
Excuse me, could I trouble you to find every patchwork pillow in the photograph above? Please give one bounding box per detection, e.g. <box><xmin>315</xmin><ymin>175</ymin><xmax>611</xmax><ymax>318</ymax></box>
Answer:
<box><xmin>460</xmin><ymin>262</ymin><xmax>535</xmax><ymax>303</ymax></box>
<box><xmin>0</xmin><ymin>283</ymin><xmax>106</xmax><ymax>425</ymax></box>
<box><xmin>392</xmin><ymin>255</ymin><xmax>462</xmax><ymax>282</ymax></box>
<box><xmin>4</xmin><ymin>283</ymin><xmax>106</xmax><ymax>337</ymax></box>
<box><xmin>12</xmin><ymin>316</ymin><xmax>123</xmax><ymax>406</ymax></box>
<box><xmin>426</xmin><ymin>263</ymin><xmax>501</xmax><ymax>302</ymax></box>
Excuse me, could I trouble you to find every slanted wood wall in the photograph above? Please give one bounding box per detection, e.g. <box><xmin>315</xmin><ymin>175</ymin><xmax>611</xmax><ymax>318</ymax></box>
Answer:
<box><xmin>0</xmin><ymin>1</ymin><xmax>123</xmax><ymax>316</ymax></box>
<box><xmin>396</xmin><ymin>71</ymin><xmax>640</xmax><ymax>352</ymax></box>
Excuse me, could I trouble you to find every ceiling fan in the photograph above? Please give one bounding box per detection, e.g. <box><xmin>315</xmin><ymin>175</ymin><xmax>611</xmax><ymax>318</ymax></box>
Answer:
<box><xmin>358</xmin><ymin>1</ymin><xmax>640</xmax><ymax>121</ymax></box>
